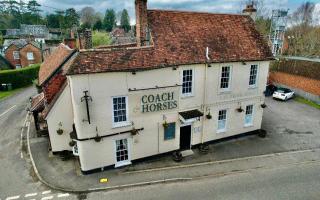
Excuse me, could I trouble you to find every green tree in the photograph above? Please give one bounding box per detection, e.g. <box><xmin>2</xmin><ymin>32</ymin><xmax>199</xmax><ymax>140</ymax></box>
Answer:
<box><xmin>120</xmin><ymin>9</ymin><xmax>130</xmax><ymax>32</ymax></box>
<box><xmin>26</xmin><ymin>0</ymin><xmax>41</xmax><ymax>24</ymax></box>
<box><xmin>93</xmin><ymin>19</ymin><xmax>103</xmax><ymax>30</ymax></box>
<box><xmin>0</xmin><ymin>32</ymin><xmax>3</xmax><ymax>45</ymax></box>
<box><xmin>55</xmin><ymin>10</ymin><xmax>65</xmax><ymax>29</ymax></box>
<box><xmin>64</xmin><ymin>8</ymin><xmax>79</xmax><ymax>29</ymax></box>
<box><xmin>46</xmin><ymin>14</ymin><xmax>60</xmax><ymax>28</ymax></box>
<box><xmin>103</xmin><ymin>9</ymin><xmax>116</xmax><ymax>32</ymax></box>
<box><xmin>255</xmin><ymin>17</ymin><xmax>271</xmax><ymax>36</ymax></box>
<box><xmin>92</xmin><ymin>31</ymin><xmax>111</xmax><ymax>47</ymax></box>
<box><xmin>6</xmin><ymin>0</ymin><xmax>20</xmax><ymax>15</ymax></box>
<box><xmin>80</xmin><ymin>21</ymin><xmax>92</xmax><ymax>30</ymax></box>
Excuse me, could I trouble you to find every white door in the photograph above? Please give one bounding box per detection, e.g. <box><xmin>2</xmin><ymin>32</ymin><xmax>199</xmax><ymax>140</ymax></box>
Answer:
<box><xmin>114</xmin><ymin>138</ymin><xmax>131</xmax><ymax>167</ymax></box>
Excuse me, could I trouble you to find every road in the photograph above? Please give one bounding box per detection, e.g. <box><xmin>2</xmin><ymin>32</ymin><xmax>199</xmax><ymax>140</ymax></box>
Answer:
<box><xmin>89</xmin><ymin>161</ymin><xmax>320</xmax><ymax>200</ymax></box>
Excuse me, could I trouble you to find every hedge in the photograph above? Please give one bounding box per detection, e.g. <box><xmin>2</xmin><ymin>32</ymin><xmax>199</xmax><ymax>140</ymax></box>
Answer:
<box><xmin>270</xmin><ymin>59</ymin><xmax>320</xmax><ymax>81</ymax></box>
<box><xmin>0</xmin><ymin>64</ymin><xmax>40</xmax><ymax>89</ymax></box>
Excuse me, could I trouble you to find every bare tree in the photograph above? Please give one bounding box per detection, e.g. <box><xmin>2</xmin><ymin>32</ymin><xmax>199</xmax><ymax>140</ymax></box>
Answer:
<box><xmin>80</xmin><ymin>6</ymin><xmax>96</xmax><ymax>27</ymax></box>
<box><xmin>289</xmin><ymin>2</ymin><xmax>315</xmax><ymax>27</ymax></box>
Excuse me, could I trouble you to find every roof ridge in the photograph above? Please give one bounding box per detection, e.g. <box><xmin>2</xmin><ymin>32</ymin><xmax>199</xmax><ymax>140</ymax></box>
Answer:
<box><xmin>147</xmin><ymin>9</ymin><xmax>247</xmax><ymax>17</ymax></box>
<box><xmin>80</xmin><ymin>45</ymin><xmax>154</xmax><ymax>53</ymax></box>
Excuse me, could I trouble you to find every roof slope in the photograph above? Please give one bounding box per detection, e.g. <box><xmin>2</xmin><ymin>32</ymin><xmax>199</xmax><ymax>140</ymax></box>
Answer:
<box><xmin>68</xmin><ymin>10</ymin><xmax>273</xmax><ymax>75</ymax></box>
<box><xmin>39</xmin><ymin>43</ymin><xmax>75</xmax><ymax>85</ymax></box>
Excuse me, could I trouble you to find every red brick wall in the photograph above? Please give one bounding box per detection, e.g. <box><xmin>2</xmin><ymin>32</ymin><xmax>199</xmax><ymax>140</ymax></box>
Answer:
<box><xmin>5</xmin><ymin>44</ymin><xmax>42</xmax><ymax>68</ymax></box>
<box><xmin>5</xmin><ymin>45</ymin><xmax>21</xmax><ymax>68</ymax></box>
<box><xmin>269</xmin><ymin>72</ymin><xmax>320</xmax><ymax>96</ymax></box>
<box><xmin>43</xmin><ymin>72</ymin><xmax>66</xmax><ymax>104</ymax></box>
<box><xmin>20</xmin><ymin>44</ymin><xmax>42</xmax><ymax>67</ymax></box>
<box><xmin>135</xmin><ymin>0</ymin><xmax>148</xmax><ymax>46</ymax></box>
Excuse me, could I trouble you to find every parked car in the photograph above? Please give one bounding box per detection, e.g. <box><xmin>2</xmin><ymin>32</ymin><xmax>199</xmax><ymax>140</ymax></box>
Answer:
<box><xmin>273</xmin><ymin>88</ymin><xmax>295</xmax><ymax>101</ymax></box>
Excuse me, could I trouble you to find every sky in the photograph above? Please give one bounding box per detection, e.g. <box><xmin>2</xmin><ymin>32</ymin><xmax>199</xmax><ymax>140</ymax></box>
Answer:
<box><xmin>38</xmin><ymin>0</ymin><xmax>320</xmax><ymax>23</ymax></box>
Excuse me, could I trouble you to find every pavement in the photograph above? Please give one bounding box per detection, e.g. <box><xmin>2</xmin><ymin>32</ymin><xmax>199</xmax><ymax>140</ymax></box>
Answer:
<box><xmin>26</xmin><ymin>96</ymin><xmax>320</xmax><ymax>193</ymax></box>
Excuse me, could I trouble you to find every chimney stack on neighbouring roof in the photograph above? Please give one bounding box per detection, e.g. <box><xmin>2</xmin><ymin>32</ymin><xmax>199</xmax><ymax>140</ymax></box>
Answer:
<box><xmin>78</xmin><ymin>29</ymin><xmax>93</xmax><ymax>50</ymax></box>
<box><xmin>135</xmin><ymin>0</ymin><xmax>148</xmax><ymax>46</ymax></box>
<box><xmin>243</xmin><ymin>3</ymin><xmax>257</xmax><ymax>21</ymax></box>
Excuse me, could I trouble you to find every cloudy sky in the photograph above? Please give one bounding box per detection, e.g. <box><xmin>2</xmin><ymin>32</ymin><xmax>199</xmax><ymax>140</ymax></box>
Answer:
<box><xmin>38</xmin><ymin>0</ymin><xmax>320</xmax><ymax>23</ymax></box>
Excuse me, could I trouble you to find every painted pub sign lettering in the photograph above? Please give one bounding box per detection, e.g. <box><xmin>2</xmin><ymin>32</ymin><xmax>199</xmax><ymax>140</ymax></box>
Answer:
<box><xmin>141</xmin><ymin>92</ymin><xmax>178</xmax><ymax>113</ymax></box>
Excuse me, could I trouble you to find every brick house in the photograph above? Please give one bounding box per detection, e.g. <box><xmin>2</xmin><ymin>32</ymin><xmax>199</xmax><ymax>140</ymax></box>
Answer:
<box><xmin>5</xmin><ymin>40</ymin><xmax>42</xmax><ymax>69</ymax></box>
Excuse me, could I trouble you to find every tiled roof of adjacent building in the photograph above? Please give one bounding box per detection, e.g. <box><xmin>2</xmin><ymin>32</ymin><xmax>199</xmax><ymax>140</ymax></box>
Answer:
<box><xmin>38</xmin><ymin>43</ymin><xmax>75</xmax><ymax>85</ymax></box>
<box><xmin>68</xmin><ymin>10</ymin><xmax>273</xmax><ymax>75</ymax></box>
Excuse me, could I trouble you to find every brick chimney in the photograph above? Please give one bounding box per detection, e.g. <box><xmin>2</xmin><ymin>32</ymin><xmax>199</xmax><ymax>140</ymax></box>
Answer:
<box><xmin>78</xmin><ymin>29</ymin><xmax>93</xmax><ymax>49</ymax></box>
<box><xmin>243</xmin><ymin>3</ymin><xmax>257</xmax><ymax>21</ymax></box>
<box><xmin>135</xmin><ymin>0</ymin><xmax>148</xmax><ymax>46</ymax></box>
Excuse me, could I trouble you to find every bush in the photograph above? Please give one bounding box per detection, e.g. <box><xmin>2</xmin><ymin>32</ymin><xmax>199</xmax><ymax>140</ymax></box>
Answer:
<box><xmin>0</xmin><ymin>64</ymin><xmax>40</xmax><ymax>89</ymax></box>
<box><xmin>92</xmin><ymin>31</ymin><xmax>112</xmax><ymax>47</ymax></box>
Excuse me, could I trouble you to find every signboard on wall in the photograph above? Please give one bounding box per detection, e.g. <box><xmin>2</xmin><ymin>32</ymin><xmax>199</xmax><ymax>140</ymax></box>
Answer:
<box><xmin>141</xmin><ymin>91</ymin><xmax>178</xmax><ymax>113</ymax></box>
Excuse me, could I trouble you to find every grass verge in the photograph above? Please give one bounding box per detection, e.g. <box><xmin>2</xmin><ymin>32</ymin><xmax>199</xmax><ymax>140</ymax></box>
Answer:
<box><xmin>0</xmin><ymin>88</ymin><xmax>24</xmax><ymax>100</ymax></box>
<box><xmin>294</xmin><ymin>96</ymin><xmax>320</xmax><ymax>109</ymax></box>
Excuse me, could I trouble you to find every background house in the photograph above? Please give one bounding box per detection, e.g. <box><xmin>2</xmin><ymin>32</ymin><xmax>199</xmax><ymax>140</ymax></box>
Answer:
<box><xmin>4</xmin><ymin>40</ymin><xmax>42</xmax><ymax>68</ymax></box>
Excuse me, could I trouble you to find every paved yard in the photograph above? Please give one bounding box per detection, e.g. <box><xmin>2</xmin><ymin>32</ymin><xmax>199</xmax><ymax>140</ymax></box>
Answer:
<box><xmin>28</xmin><ymin>96</ymin><xmax>320</xmax><ymax>191</ymax></box>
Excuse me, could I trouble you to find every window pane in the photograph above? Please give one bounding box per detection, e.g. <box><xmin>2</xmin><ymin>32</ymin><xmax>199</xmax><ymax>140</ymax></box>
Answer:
<box><xmin>116</xmin><ymin>139</ymin><xmax>129</xmax><ymax>162</ymax></box>
<box><xmin>220</xmin><ymin>66</ymin><xmax>230</xmax><ymax>89</ymax></box>
<box><xmin>249</xmin><ymin>65</ymin><xmax>258</xmax><ymax>86</ymax></box>
<box><xmin>182</xmin><ymin>69</ymin><xmax>193</xmax><ymax>95</ymax></box>
<box><xmin>245</xmin><ymin>105</ymin><xmax>254</xmax><ymax>125</ymax></box>
<box><xmin>218</xmin><ymin>110</ymin><xmax>227</xmax><ymax>131</ymax></box>
<box><xmin>113</xmin><ymin>97</ymin><xmax>127</xmax><ymax>124</ymax></box>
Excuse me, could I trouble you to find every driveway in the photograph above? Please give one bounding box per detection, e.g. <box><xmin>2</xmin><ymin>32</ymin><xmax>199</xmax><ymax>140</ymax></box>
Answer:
<box><xmin>261</xmin><ymin>97</ymin><xmax>320</xmax><ymax>150</ymax></box>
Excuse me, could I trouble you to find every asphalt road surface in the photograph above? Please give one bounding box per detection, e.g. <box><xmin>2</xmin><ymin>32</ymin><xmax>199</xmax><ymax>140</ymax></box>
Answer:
<box><xmin>89</xmin><ymin>161</ymin><xmax>320</xmax><ymax>200</ymax></box>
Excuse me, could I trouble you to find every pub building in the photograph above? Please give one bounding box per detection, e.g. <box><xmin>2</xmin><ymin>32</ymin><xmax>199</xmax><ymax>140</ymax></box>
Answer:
<box><xmin>36</xmin><ymin>0</ymin><xmax>273</xmax><ymax>173</ymax></box>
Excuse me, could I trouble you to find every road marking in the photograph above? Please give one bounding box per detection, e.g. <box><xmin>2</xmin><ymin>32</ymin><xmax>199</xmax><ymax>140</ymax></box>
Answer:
<box><xmin>42</xmin><ymin>190</ymin><xmax>51</xmax><ymax>195</ymax></box>
<box><xmin>41</xmin><ymin>196</ymin><xmax>53</xmax><ymax>200</ymax></box>
<box><xmin>5</xmin><ymin>195</ymin><xmax>20</xmax><ymax>200</ymax></box>
<box><xmin>57</xmin><ymin>193</ymin><xmax>70</xmax><ymax>198</ymax></box>
<box><xmin>0</xmin><ymin>105</ymin><xmax>16</xmax><ymax>118</ymax></box>
<box><xmin>24</xmin><ymin>193</ymin><xmax>37</xmax><ymax>197</ymax></box>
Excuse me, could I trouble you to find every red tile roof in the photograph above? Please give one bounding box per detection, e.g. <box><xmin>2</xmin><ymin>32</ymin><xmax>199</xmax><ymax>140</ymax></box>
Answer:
<box><xmin>68</xmin><ymin>10</ymin><xmax>273</xmax><ymax>75</ymax></box>
<box><xmin>39</xmin><ymin>43</ymin><xmax>75</xmax><ymax>85</ymax></box>
<box><xmin>30</xmin><ymin>92</ymin><xmax>45</xmax><ymax>112</ymax></box>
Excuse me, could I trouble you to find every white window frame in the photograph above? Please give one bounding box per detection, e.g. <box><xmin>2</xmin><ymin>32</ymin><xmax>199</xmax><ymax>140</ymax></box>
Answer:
<box><xmin>13</xmin><ymin>51</ymin><xmax>20</xmax><ymax>60</ymax></box>
<box><xmin>219</xmin><ymin>66</ymin><xmax>232</xmax><ymax>92</ymax></box>
<box><xmin>181</xmin><ymin>68</ymin><xmax>195</xmax><ymax>97</ymax></box>
<box><xmin>112</xmin><ymin>96</ymin><xmax>130</xmax><ymax>128</ymax></box>
<box><xmin>114</xmin><ymin>138</ymin><xmax>131</xmax><ymax>168</ymax></box>
<box><xmin>249</xmin><ymin>64</ymin><xmax>259</xmax><ymax>88</ymax></box>
<box><xmin>27</xmin><ymin>52</ymin><xmax>34</xmax><ymax>61</ymax></box>
<box><xmin>15</xmin><ymin>64</ymin><xmax>21</xmax><ymax>69</ymax></box>
<box><xmin>244</xmin><ymin>105</ymin><xmax>254</xmax><ymax>127</ymax></box>
<box><xmin>217</xmin><ymin>109</ymin><xmax>227</xmax><ymax>133</ymax></box>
